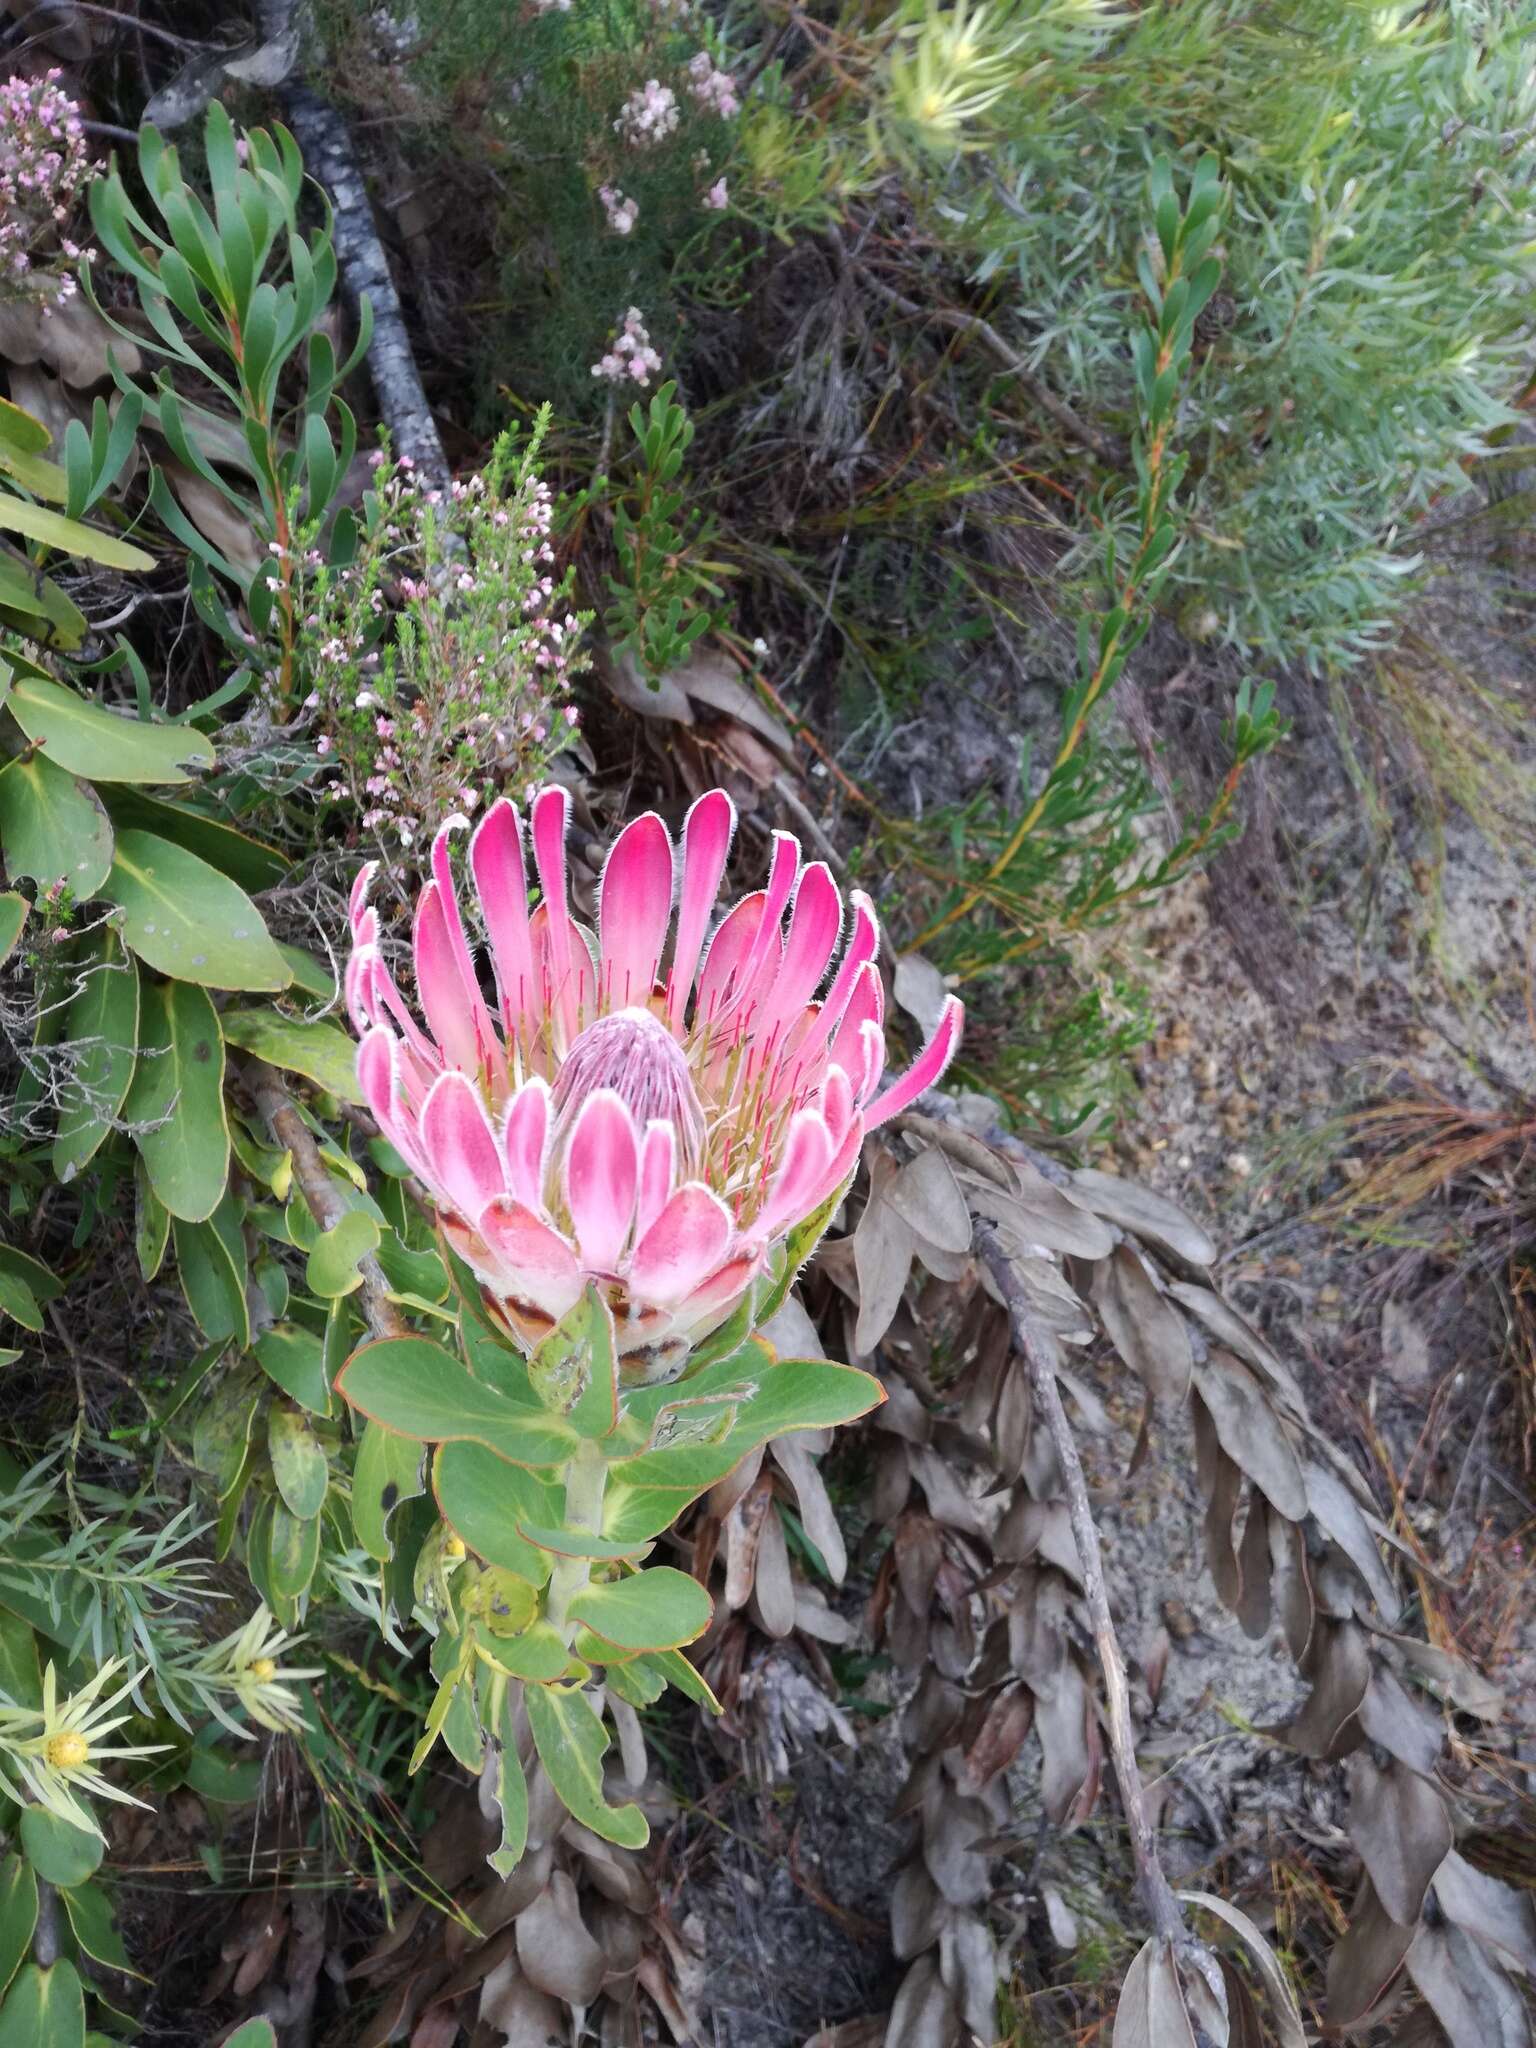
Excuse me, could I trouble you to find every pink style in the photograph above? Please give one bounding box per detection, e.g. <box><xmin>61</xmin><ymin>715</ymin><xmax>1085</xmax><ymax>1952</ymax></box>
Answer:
<box><xmin>345</xmin><ymin>786</ymin><xmax>963</xmax><ymax>1379</ymax></box>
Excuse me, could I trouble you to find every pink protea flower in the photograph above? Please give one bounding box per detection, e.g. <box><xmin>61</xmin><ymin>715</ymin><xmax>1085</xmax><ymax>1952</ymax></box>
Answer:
<box><xmin>346</xmin><ymin>787</ymin><xmax>962</xmax><ymax>1379</ymax></box>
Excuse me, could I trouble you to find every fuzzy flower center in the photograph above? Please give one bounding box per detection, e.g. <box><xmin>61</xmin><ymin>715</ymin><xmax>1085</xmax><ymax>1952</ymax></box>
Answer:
<box><xmin>552</xmin><ymin>1007</ymin><xmax>707</xmax><ymax>1168</ymax></box>
<box><xmin>249</xmin><ymin>1658</ymin><xmax>277</xmax><ymax>1684</ymax></box>
<box><xmin>46</xmin><ymin>1731</ymin><xmax>89</xmax><ymax>1770</ymax></box>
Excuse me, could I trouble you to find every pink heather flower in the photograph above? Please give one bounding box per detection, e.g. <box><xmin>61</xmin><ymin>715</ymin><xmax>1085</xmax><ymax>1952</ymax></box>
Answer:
<box><xmin>346</xmin><ymin>788</ymin><xmax>962</xmax><ymax>1380</ymax></box>
<box><xmin>704</xmin><ymin>177</ymin><xmax>728</xmax><ymax>211</ymax></box>
<box><xmin>686</xmin><ymin>51</ymin><xmax>740</xmax><ymax>118</ymax></box>
<box><xmin>615</xmin><ymin>79</ymin><xmax>680</xmax><ymax>147</ymax></box>
<box><xmin>591</xmin><ymin>305</ymin><xmax>662</xmax><ymax>388</ymax></box>
<box><xmin>597</xmin><ymin>183</ymin><xmax>639</xmax><ymax>235</ymax></box>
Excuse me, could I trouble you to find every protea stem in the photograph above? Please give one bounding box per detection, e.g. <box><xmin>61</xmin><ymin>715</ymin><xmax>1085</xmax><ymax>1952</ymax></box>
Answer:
<box><xmin>545</xmin><ymin>1441</ymin><xmax>608</xmax><ymax>1641</ymax></box>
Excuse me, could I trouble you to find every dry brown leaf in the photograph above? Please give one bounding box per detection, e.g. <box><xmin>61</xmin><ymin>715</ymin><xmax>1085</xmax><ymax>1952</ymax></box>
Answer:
<box><xmin>1432</xmin><ymin>1852</ymin><xmax>1536</xmax><ymax>1977</ymax></box>
<box><xmin>772</xmin><ymin>1432</ymin><xmax>848</xmax><ymax>1582</ymax></box>
<box><xmin>920</xmin><ymin>1794</ymin><xmax>993</xmax><ymax>1909</ymax></box>
<box><xmin>884</xmin><ymin>1954</ymin><xmax>963</xmax><ymax>2048</ymax></box>
<box><xmin>675</xmin><ymin>652</ymin><xmax>795</xmax><ymax>759</ymax></box>
<box><xmin>1277</xmin><ymin>1617</ymin><xmax>1369</xmax><ymax>1759</ymax></box>
<box><xmin>723</xmin><ymin>1473</ymin><xmax>775</xmax><ymax>1611</ymax></box>
<box><xmin>1383</xmin><ymin>1633</ymin><xmax>1505</xmax><ymax>1721</ymax></box>
<box><xmin>161</xmin><ymin>457</ymin><xmax>264</xmax><ymax>575</ymax></box>
<box><xmin>891</xmin><ymin>1861</ymin><xmax>946</xmax><ymax>1960</ymax></box>
<box><xmin>1303</xmin><ymin>1459</ymin><xmax>1402</xmax><ymax>1624</ymax></box>
<box><xmin>1167</xmin><ymin>1282</ymin><xmax>1311</xmax><ymax>1421</ymax></box>
<box><xmin>748</xmin><ymin>1494</ymin><xmax>797</xmax><ymax>1639</ymax></box>
<box><xmin>889</xmin><ymin>1146</ymin><xmax>973</xmax><ymax>1257</ymax></box>
<box><xmin>853</xmin><ymin>1178</ymin><xmax>918</xmax><ymax>1354</ymax></box>
<box><xmin>1091</xmin><ymin>1242</ymin><xmax>1193</xmax><ymax>1411</ymax></box>
<box><xmin>478</xmin><ymin>1952</ymin><xmax>571</xmax><ymax>2047</ymax></box>
<box><xmin>1192</xmin><ymin>1349</ymin><xmax>1308</xmax><ymax>1520</ymax></box>
<box><xmin>937</xmin><ymin>1913</ymin><xmax>996</xmax><ymax>2040</ymax></box>
<box><xmin>963</xmin><ymin>1166</ymin><xmax>1116</xmax><ymax>1262</ymax></box>
<box><xmin>605</xmin><ymin>647</ymin><xmax>694</xmax><ymax>724</ymax></box>
<box><xmin>515</xmin><ymin>1872</ymin><xmax>607</xmax><ymax>2006</ymax></box>
<box><xmin>1071</xmin><ymin>1168</ymin><xmax>1216</xmax><ymax>1267</ymax></box>
<box><xmin>892</xmin><ymin>953</ymin><xmax>950</xmax><ymax>1036</ymax></box>
<box><xmin>1112</xmin><ymin>1936</ymin><xmax>1198</xmax><ymax>2048</ymax></box>
<box><xmin>1357</xmin><ymin>1664</ymin><xmax>1442</xmax><ymax>1777</ymax></box>
<box><xmin>1346</xmin><ymin>1755</ymin><xmax>1452</xmax><ymax>1926</ymax></box>
<box><xmin>956</xmin><ymin>1682</ymin><xmax>1033</xmax><ymax>1794</ymax></box>
<box><xmin>1404</xmin><ymin>1924</ymin><xmax>1529</xmax><ymax>2048</ymax></box>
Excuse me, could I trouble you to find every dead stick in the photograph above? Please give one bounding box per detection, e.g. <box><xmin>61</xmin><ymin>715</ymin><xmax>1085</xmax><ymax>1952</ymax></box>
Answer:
<box><xmin>975</xmin><ymin>1222</ymin><xmax>1195</xmax><ymax>1953</ymax></box>
<box><xmin>246</xmin><ymin>1061</ymin><xmax>405</xmax><ymax>1343</ymax></box>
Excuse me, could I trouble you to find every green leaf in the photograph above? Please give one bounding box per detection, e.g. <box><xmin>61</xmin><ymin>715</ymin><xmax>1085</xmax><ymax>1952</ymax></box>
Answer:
<box><xmin>515</xmin><ymin>1523</ymin><xmax>650</xmax><ymax>1561</ymax></box>
<box><xmin>96</xmin><ymin>788</ymin><xmax>288</xmax><ymax>890</ymax></box>
<box><xmin>351</xmin><ymin>1418</ymin><xmax>424</xmax><ymax>1561</ymax></box>
<box><xmin>566</xmin><ymin>1567</ymin><xmax>713</xmax><ymax>1654</ymax></box>
<box><xmin>100</xmin><ymin>830</ymin><xmax>287</xmax><ymax>990</ymax></box>
<box><xmin>267</xmin><ymin>1498</ymin><xmax>321</xmax><ymax>1603</ymax></box>
<box><xmin>133</xmin><ymin>1155</ymin><xmax>170</xmax><ymax>1282</ymax></box>
<box><xmin>0</xmin><ymin>550</ymin><xmax>86</xmax><ymax>648</ymax></box>
<box><xmin>306</xmin><ymin>1209</ymin><xmax>379</xmax><ymax>1297</ymax></box>
<box><xmin>221</xmin><ymin>2021</ymin><xmax>278</xmax><ymax>2048</ymax></box>
<box><xmin>52</xmin><ymin>931</ymin><xmax>139</xmax><ymax>1181</ymax></box>
<box><xmin>0</xmin><ymin>895</ymin><xmax>25</xmax><ymax>967</ymax></box>
<box><xmin>220</xmin><ymin>1009</ymin><xmax>362</xmax><ymax>1103</ymax></box>
<box><xmin>523</xmin><ymin>1684</ymin><xmax>648</xmax><ymax>1850</ymax></box>
<box><xmin>528</xmin><ymin>1286</ymin><xmax>618</xmax><ymax>1438</ymax></box>
<box><xmin>183</xmin><ymin>1743</ymin><xmax>264</xmax><ymax>1805</ymax></box>
<box><xmin>0</xmin><ymin>491</ymin><xmax>154</xmax><ymax>570</ymax></box>
<box><xmin>645</xmin><ymin>1646</ymin><xmax>721</xmax><ymax>1712</ymax></box>
<box><xmin>474</xmin><ymin>1619</ymin><xmax>571</xmax><ymax>1682</ymax></box>
<box><xmin>432</xmin><ymin>1443</ymin><xmax>558</xmax><ymax>1584</ymax></box>
<box><xmin>173</xmin><ymin>1201</ymin><xmax>249</xmax><ymax>1349</ymax></box>
<box><xmin>7</xmin><ymin>675</ymin><xmax>211</xmax><ymax>785</ymax></box>
<box><xmin>268</xmin><ymin>1403</ymin><xmax>329</xmax><ymax>1518</ymax></box>
<box><xmin>0</xmin><ymin>1611</ymin><xmax>40</xmax><ymax>1710</ymax></box>
<box><xmin>19</xmin><ymin>1809</ymin><xmax>100</xmax><ymax>1888</ymax></box>
<box><xmin>277</xmin><ymin>942</ymin><xmax>336</xmax><ymax>1001</ymax></box>
<box><xmin>0</xmin><ymin>754</ymin><xmax>113</xmax><ymax>896</ymax></box>
<box><xmin>57</xmin><ymin>1880</ymin><xmax>137</xmax><ymax>1978</ymax></box>
<box><xmin>0</xmin><ymin>1960</ymin><xmax>84</xmax><ymax>2048</ymax></box>
<box><xmin>122</xmin><ymin>978</ymin><xmax>228</xmax><ymax>1221</ymax></box>
<box><xmin>0</xmin><ymin>1856</ymin><xmax>37</xmax><ymax>1999</ymax></box>
<box><xmin>0</xmin><ymin>400</ymin><xmax>51</xmax><ymax>457</ymax></box>
<box><xmin>253</xmin><ymin>1322</ymin><xmax>332</xmax><ymax>1416</ymax></box>
<box><xmin>488</xmin><ymin>1691</ymin><xmax>529</xmax><ymax>1877</ymax></box>
<box><xmin>338</xmin><ymin>1337</ymin><xmax>578</xmax><ymax>1468</ymax></box>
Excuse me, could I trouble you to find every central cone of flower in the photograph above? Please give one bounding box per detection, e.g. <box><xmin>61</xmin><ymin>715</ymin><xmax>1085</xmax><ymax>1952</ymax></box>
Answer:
<box><xmin>47</xmin><ymin>1731</ymin><xmax>89</xmax><ymax>1770</ymax></box>
<box><xmin>551</xmin><ymin>1007</ymin><xmax>707</xmax><ymax>1171</ymax></box>
<box><xmin>346</xmin><ymin>785</ymin><xmax>962</xmax><ymax>1377</ymax></box>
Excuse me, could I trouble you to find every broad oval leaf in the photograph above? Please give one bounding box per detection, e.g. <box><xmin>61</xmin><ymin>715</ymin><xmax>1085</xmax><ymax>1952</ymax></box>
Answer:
<box><xmin>0</xmin><ymin>753</ymin><xmax>113</xmax><ymax>895</ymax></box>
<box><xmin>253</xmin><ymin>1323</ymin><xmax>332</xmax><ymax>1416</ymax></box>
<box><xmin>172</xmin><ymin>1203</ymin><xmax>250</xmax><ymax>1349</ymax></box>
<box><xmin>351</xmin><ymin>1417</ymin><xmax>425</xmax><ymax>1561</ymax></box>
<box><xmin>53</xmin><ymin>930</ymin><xmax>139</xmax><ymax>1181</ymax></box>
<box><xmin>18</xmin><ymin>1808</ymin><xmax>100</xmax><ymax>1888</ymax></box>
<box><xmin>566</xmin><ymin>1567</ymin><xmax>714</xmax><ymax>1653</ymax></box>
<box><xmin>8</xmin><ymin>674</ymin><xmax>213</xmax><ymax>784</ymax></box>
<box><xmin>523</xmin><ymin>1683</ymin><xmax>648</xmax><ymax>1851</ymax></box>
<box><xmin>267</xmin><ymin>1498</ymin><xmax>321</xmax><ymax>1603</ymax></box>
<box><xmin>338</xmin><ymin>1336</ymin><xmax>578</xmax><ymax>1468</ymax></box>
<box><xmin>0</xmin><ymin>1853</ymin><xmax>38</xmax><ymax>2000</ymax></box>
<box><xmin>306</xmin><ymin>1208</ymin><xmax>380</xmax><ymax>1297</ymax></box>
<box><xmin>98</xmin><ymin>787</ymin><xmax>288</xmax><ymax>889</ymax></box>
<box><xmin>220</xmin><ymin>1009</ymin><xmax>362</xmax><ymax>1102</ymax></box>
<box><xmin>102</xmin><ymin>830</ymin><xmax>286</xmax><ymax>989</ymax></box>
<box><xmin>122</xmin><ymin>979</ymin><xmax>229</xmax><ymax>1221</ymax></box>
<box><xmin>269</xmin><ymin>1403</ymin><xmax>329</xmax><ymax>1519</ymax></box>
<box><xmin>0</xmin><ymin>1957</ymin><xmax>85</xmax><ymax>2048</ymax></box>
<box><xmin>433</xmin><ymin>1442</ymin><xmax>558</xmax><ymax>1584</ymax></box>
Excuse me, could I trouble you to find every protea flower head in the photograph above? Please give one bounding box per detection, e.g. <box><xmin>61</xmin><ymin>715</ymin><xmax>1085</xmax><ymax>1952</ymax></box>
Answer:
<box><xmin>347</xmin><ymin>785</ymin><xmax>962</xmax><ymax>1380</ymax></box>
